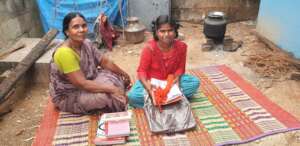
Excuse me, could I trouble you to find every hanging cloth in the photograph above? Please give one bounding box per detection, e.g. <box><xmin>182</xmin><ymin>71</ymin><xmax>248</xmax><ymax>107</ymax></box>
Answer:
<box><xmin>98</xmin><ymin>14</ymin><xmax>119</xmax><ymax>50</ymax></box>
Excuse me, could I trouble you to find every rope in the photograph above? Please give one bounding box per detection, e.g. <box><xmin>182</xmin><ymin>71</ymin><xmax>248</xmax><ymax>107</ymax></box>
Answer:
<box><xmin>118</xmin><ymin>0</ymin><xmax>125</xmax><ymax>39</ymax></box>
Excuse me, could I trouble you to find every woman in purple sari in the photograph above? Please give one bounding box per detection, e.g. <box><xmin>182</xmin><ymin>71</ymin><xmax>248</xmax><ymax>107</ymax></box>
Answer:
<box><xmin>49</xmin><ymin>12</ymin><xmax>130</xmax><ymax>114</ymax></box>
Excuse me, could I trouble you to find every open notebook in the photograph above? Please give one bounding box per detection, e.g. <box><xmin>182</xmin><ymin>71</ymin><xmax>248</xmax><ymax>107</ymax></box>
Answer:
<box><xmin>150</xmin><ymin>78</ymin><xmax>183</xmax><ymax>105</ymax></box>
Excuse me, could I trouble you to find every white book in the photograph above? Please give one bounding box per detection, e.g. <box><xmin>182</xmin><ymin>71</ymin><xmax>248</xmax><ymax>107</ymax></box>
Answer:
<box><xmin>101</xmin><ymin>111</ymin><xmax>132</xmax><ymax>122</ymax></box>
<box><xmin>150</xmin><ymin>78</ymin><xmax>183</xmax><ymax>103</ymax></box>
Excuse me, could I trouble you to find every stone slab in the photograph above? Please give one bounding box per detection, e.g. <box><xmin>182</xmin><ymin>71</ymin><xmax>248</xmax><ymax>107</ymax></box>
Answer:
<box><xmin>0</xmin><ymin>38</ymin><xmax>60</xmax><ymax>85</ymax></box>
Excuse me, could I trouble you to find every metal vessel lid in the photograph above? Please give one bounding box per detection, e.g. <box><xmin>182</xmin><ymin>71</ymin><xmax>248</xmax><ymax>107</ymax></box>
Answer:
<box><xmin>207</xmin><ymin>11</ymin><xmax>225</xmax><ymax>19</ymax></box>
<box><xmin>125</xmin><ymin>17</ymin><xmax>146</xmax><ymax>32</ymax></box>
<box><xmin>127</xmin><ymin>17</ymin><xmax>139</xmax><ymax>22</ymax></box>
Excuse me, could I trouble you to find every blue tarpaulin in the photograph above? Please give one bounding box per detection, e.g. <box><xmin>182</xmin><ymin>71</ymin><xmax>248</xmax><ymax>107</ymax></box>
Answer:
<box><xmin>36</xmin><ymin>0</ymin><xmax>127</xmax><ymax>39</ymax></box>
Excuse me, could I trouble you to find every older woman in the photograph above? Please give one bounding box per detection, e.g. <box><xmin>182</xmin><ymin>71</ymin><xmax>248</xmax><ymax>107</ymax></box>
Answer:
<box><xmin>127</xmin><ymin>15</ymin><xmax>200</xmax><ymax>108</ymax></box>
<box><xmin>49</xmin><ymin>12</ymin><xmax>130</xmax><ymax>114</ymax></box>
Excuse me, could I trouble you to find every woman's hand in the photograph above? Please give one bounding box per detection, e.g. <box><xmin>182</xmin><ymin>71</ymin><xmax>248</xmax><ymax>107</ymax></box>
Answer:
<box><xmin>100</xmin><ymin>55</ymin><xmax>131</xmax><ymax>90</ymax></box>
<box><xmin>121</xmin><ymin>73</ymin><xmax>131</xmax><ymax>90</ymax></box>
<box><xmin>111</xmin><ymin>86</ymin><xmax>125</xmax><ymax>96</ymax></box>
<box><xmin>149</xmin><ymin>89</ymin><xmax>155</xmax><ymax>99</ymax></box>
<box><xmin>110</xmin><ymin>86</ymin><xmax>128</xmax><ymax>103</ymax></box>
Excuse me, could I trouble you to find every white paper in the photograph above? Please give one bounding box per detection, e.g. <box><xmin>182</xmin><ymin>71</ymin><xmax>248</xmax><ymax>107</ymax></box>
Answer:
<box><xmin>150</xmin><ymin>78</ymin><xmax>183</xmax><ymax>102</ymax></box>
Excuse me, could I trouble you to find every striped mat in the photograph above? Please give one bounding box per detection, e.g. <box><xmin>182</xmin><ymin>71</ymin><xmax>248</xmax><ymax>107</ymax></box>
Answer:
<box><xmin>33</xmin><ymin>65</ymin><xmax>300</xmax><ymax>146</ymax></box>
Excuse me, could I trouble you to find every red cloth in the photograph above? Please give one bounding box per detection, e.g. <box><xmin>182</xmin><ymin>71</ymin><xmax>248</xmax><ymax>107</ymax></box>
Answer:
<box><xmin>137</xmin><ymin>39</ymin><xmax>187</xmax><ymax>80</ymax></box>
<box><xmin>154</xmin><ymin>74</ymin><xmax>175</xmax><ymax>112</ymax></box>
<box><xmin>99</xmin><ymin>14</ymin><xmax>118</xmax><ymax>50</ymax></box>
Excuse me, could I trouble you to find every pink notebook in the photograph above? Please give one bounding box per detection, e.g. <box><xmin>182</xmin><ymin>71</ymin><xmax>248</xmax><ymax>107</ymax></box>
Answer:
<box><xmin>105</xmin><ymin>120</ymin><xmax>130</xmax><ymax>138</ymax></box>
<box><xmin>94</xmin><ymin>117</ymin><xmax>126</xmax><ymax>145</ymax></box>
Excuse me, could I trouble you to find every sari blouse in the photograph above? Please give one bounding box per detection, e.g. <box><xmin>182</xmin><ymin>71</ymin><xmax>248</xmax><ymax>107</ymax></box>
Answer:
<box><xmin>137</xmin><ymin>39</ymin><xmax>187</xmax><ymax>80</ymax></box>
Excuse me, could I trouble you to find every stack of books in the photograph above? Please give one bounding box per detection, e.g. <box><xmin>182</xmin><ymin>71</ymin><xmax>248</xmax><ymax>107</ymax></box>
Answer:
<box><xmin>94</xmin><ymin>111</ymin><xmax>131</xmax><ymax>145</ymax></box>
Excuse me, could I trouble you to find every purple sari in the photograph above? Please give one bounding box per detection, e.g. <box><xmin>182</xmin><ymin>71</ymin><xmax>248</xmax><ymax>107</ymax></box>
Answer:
<box><xmin>49</xmin><ymin>39</ymin><xmax>126</xmax><ymax>114</ymax></box>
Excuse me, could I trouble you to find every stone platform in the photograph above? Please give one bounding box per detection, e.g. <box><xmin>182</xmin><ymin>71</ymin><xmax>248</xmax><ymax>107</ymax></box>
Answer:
<box><xmin>0</xmin><ymin>38</ymin><xmax>58</xmax><ymax>85</ymax></box>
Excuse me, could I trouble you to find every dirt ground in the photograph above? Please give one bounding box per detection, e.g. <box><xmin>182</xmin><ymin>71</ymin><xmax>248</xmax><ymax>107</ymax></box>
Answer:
<box><xmin>0</xmin><ymin>22</ymin><xmax>300</xmax><ymax>146</ymax></box>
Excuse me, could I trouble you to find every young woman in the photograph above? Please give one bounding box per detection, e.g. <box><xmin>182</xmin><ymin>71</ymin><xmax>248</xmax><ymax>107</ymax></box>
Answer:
<box><xmin>127</xmin><ymin>15</ymin><xmax>200</xmax><ymax>108</ymax></box>
<box><xmin>49</xmin><ymin>12</ymin><xmax>130</xmax><ymax>114</ymax></box>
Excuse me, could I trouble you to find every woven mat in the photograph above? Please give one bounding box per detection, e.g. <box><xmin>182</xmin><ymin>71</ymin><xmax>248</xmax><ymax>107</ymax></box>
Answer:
<box><xmin>33</xmin><ymin>65</ymin><xmax>300</xmax><ymax>146</ymax></box>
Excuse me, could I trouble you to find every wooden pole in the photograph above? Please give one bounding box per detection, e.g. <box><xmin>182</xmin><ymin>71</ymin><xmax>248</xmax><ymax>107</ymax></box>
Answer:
<box><xmin>0</xmin><ymin>29</ymin><xmax>58</xmax><ymax>103</ymax></box>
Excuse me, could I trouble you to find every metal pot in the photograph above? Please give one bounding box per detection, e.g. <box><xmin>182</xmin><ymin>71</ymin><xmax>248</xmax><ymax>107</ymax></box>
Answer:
<box><xmin>125</xmin><ymin>17</ymin><xmax>146</xmax><ymax>44</ymax></box>
<box><xmin>203</xmin><ymin>11</ymin><xmax>227</xmax><ymax>43</ymax></box>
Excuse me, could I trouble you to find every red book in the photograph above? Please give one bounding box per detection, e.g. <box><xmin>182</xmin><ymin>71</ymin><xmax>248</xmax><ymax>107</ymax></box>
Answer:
<box><xmin>94</xmin><ymin>136</ymin><xmax>126</xmax><ymax>145</ymax></box>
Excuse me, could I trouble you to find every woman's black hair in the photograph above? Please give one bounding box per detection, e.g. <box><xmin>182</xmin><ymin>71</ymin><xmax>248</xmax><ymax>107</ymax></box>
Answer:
<box><xmin>62</xmin><ymin>12</ymin><xmax>87</xmax><ymax>38</ymax></box>
<box><xmin>151</xmin><ymin>15</ymin><xmax>181</xmax><ymax>41</ymax></box>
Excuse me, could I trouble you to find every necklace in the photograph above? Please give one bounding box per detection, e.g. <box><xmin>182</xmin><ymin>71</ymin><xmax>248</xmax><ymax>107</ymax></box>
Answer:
<box><xmin>67</xmin><ymin>40</ymin><xmax>81</xmax><ymax>56</ymax></box>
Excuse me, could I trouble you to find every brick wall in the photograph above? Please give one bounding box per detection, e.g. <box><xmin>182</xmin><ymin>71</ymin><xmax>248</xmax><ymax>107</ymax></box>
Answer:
<box><xmin>172</xmin><ymin>0</ymin><xmax>260</xmax><ymax>23</ymax></box>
